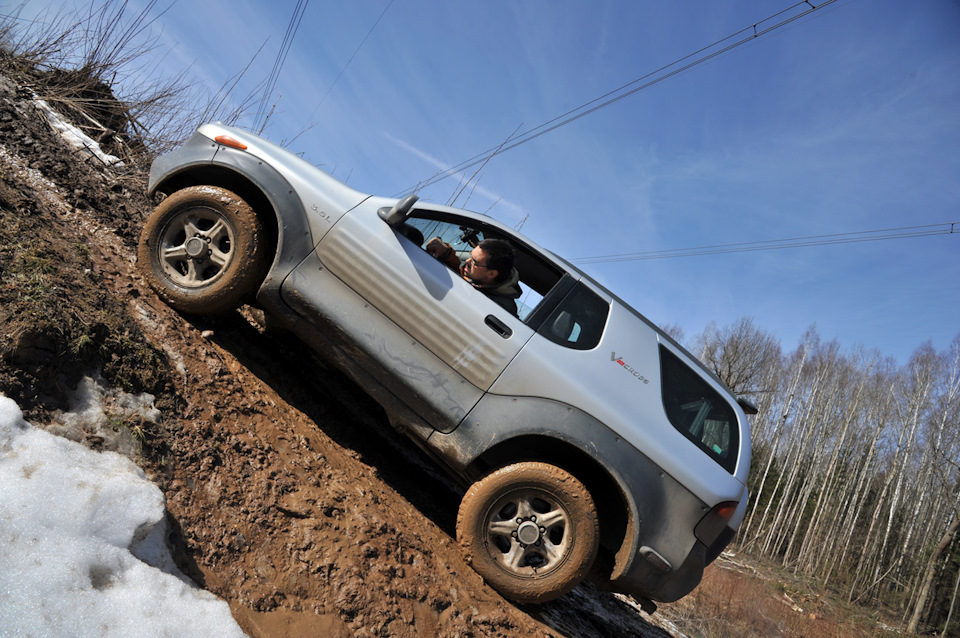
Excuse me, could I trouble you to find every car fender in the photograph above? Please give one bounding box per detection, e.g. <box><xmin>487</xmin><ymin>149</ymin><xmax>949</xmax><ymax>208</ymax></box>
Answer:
<box><xmin>146</xmin><ymin>126</ymin><xmax>369</xmax><ymax>314</ymax></box>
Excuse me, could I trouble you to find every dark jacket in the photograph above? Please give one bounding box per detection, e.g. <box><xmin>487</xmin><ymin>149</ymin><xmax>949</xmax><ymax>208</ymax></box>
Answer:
<box><xmin>470</xmin><ymin>267</ymin><xmax>522</xmax><ymax>317</ymax></box>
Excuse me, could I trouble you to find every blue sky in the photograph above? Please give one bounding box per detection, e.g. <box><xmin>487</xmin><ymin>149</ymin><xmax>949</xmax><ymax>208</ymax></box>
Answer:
<box><xmin>18</xmin><ymin>0</ymin><xmax>960</xmax><ymax>363</ymax></box>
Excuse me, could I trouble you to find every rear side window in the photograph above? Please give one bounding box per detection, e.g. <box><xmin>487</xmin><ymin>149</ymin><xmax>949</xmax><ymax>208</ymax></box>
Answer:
<box><xmin>538</xmin><ymin>282</ymin><xmax>609</xmax><ymax>350</ymax></box>
<box><xmin>659</xmin><ymin>345</ymin><xmax>739</xmax><ymax>473</ymax></box>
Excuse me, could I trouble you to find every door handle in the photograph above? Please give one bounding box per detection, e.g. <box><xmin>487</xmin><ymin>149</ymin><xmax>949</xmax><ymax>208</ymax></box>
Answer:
<box><xmin>484</xmin><ymin>315</ymin><xmax>513</xmax><ymax>339</ymax></box>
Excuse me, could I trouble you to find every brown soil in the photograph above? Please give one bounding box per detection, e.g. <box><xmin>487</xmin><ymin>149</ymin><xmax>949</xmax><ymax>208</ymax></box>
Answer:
<box><xmin>0</xmin><ymin>69</ymin><xmax>676</xmax><ymax>637</ymax></box>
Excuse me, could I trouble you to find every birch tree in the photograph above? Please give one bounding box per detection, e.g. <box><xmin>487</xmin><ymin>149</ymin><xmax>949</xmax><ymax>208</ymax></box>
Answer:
<box><xmin>906</xmin><ymin>336</ymin><xmax>960</xmax><ymax>632</ymax></box>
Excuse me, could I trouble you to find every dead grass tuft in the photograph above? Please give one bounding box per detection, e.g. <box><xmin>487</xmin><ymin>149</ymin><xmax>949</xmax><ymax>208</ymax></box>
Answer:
<box><xmin>0</xmin><ymin>0</ymin><xmax>260</xmax><ymax>162</ymax></box>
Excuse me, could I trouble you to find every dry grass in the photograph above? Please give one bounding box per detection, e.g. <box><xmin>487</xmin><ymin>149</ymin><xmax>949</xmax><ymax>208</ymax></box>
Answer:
<box><xmin>0</xmin><ymin>0</ymin><xmax>261</xmax><ymax>159</ymax></box>
<box><xmin>658</xmin><ymin>554</ymin><xmax>905</xmax><ymax>638</ymax></box>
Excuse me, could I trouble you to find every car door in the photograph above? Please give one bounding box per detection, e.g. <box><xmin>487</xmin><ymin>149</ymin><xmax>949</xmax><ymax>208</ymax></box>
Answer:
<box><xmin>289</xmin><ymin>199</ymin><xmax>535</xmax><ymax>432</ymax></box>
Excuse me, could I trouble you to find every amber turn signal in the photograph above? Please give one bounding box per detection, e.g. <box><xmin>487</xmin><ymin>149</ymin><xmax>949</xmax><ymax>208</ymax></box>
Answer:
<box><xmin>214</xmin><ymin>135</ymin><xmax>247</xmax><ymax>150</ymax></box>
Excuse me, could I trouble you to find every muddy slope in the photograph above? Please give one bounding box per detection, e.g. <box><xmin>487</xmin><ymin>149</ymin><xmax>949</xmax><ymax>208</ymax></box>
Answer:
<box><xmin>0</xmin><ymin>71</ymin><xmax>674</xmax><ymax>638</ymax></box>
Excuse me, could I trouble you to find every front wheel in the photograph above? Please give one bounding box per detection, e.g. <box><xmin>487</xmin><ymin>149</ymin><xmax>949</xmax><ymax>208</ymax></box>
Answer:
<box><xmin>457</xmin><ymin>462</ymin><xmax>599</xmax><ymax>604</ymax></box>
<box><xmin>137</xmin><ymin>185</ymin><xmax>269</xmax><ymax>315</ymax></box>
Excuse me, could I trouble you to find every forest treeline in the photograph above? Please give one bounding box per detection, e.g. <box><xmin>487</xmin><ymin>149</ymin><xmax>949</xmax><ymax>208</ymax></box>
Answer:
<box><xmin>692</xmin><ymin>318</ymin><xmax>960</xmax><ymax>635</ymax></box>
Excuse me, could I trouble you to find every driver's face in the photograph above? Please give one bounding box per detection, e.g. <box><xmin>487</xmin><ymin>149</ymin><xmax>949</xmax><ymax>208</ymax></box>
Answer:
<box><xmin>463</xmin><ymin>247</ymin><xmax>498</xmax><ymax>285</ymax></box>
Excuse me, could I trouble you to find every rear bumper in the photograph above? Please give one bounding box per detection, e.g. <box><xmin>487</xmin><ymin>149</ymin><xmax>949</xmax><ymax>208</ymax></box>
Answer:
<box><xmin>610</xmin><ymin>541</ymin><xmax>707</xmax><ymax>603</ymax></box>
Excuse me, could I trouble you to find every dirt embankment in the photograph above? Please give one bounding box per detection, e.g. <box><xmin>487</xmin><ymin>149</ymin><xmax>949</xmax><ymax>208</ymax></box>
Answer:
<box><xmin>0</xmin><ymin>71</ymin><xmax>674</xmax><ymax>638</ymax></box>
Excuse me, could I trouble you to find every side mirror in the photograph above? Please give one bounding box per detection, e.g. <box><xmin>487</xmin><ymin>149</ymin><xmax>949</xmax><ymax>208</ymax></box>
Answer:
<box><xmin>378</xmin><ymin>194</ymin><xmax>419</xmax><ymax>226</ymax></box>
<box><xmin>737</xmin><ymin>396</ymin><xmax>759</xmax><ymax>415</ymax></box>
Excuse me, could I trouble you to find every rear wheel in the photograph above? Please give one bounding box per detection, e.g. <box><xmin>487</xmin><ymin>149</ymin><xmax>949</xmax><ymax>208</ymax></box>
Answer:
<box><xmin>138</xmin><ymin>185</ymin><xmax>269</xmax><ymax>315</ymax></box>
<box><xmin>457</xmin><ymin>462</ymin><xmax>599</xmax><ymax>604</ymax></box>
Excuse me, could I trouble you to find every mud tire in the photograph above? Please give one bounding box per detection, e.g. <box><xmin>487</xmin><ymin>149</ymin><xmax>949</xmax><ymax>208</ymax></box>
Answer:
<box><xmin>457</xmin><ymin>462</ymin><xmax>599</xmax><ymax>604</ymax></box>
<box><xmin>138</xmin><ymin>186</ymin><xmax>269</xmax><ymax>315</ymax></box>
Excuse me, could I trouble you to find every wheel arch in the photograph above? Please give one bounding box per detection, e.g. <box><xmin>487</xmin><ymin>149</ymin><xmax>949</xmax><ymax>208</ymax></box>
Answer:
<box><xmin>152</xmin><ymin>164</ymin><xmax>278</xmax><ymax>237</ymax></box>
<box><xmin>464</xmin><ymin>433</ymin><xmax>632</xmax><ymax>580</ymax></box>
<box><xmin>149</xmin><ymin>156</ymin><xmax>318</xmax><ymax>308</ymax></box>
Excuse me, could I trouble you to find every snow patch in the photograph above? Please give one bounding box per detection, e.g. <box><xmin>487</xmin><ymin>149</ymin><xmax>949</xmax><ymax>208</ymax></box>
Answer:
<box><xmin>0</xmin><ymin>394</ymin><xmax>247</xmax><ymax>637</ymax></box>
<box><xmin>46</xmin><ymin>375</ymin><xmax>160</xmax><ymax>457</ymax></box>
<box><xmin>33</xmin><ymin>97</ymin><xmax>124</xmax><ymax>167</ymax></box>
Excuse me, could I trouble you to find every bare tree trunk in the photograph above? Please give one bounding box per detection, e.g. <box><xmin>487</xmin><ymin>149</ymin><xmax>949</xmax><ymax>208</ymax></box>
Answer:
<box><xmin>849</xmin><ymin>378</ymin><xmax>906</xmax><ymax>602</ymax></box>
<box><xmin>851</xmin><ymin>346</ymin><xmax>939</xmax><ymax>603</ymax></box>
<box><xmin>798</xmin><ymin>356</ymin><xmax>868</xmax><ymax>575</ymax></box>
<box><xmin>908</xmin><ymin>339</ymin><xmax>960</xmax><ymax>630</ymax></box>
<box><xmin>876</xmin><ymin>349</ymin><xmax>937</xmax><ymax>599</ymax></box>
<box><xmin>907</xmin><ymin>512</ymin><xmax>960</xmax><ymax>634</ymax></box>
<box><xmin>827</xmin><ymin>363</ymin><xmax>896</xmax><ymax>589</ymax></box>
<box><xmin>943</xmin><ymin>563</ymin><xmax>960</xmax><ymax>638</ymax></box>
<box><xmin>826</xmin><ymin>408</ymin><xmax>881</xmax><ymax>588</ymax></box>
<box><xmin>743</xmin><ymin>345</ymin><xmax>806</xmax><ymax>543</ymax></box>
<box><xmin>769</xmin><ymin>356</ymin><xmax>834</xmax><ymax>561</ymax></box>
<box><xmin>765</xmin><ymin>387</ymin><xmax>820</xmax><ymax>560</ymax></box>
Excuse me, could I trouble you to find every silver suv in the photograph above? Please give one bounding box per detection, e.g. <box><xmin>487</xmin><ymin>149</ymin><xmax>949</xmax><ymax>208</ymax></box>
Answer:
<box><xmin>139</xmin><ymin>123</ymin><xmax>754</xmax><ymax>609</ymax></box>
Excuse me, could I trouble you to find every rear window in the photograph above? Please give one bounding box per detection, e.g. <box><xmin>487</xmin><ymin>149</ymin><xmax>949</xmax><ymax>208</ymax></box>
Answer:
<box><xmin>659</xmin><ymin>345</ymin><xmax>739</xmax><ymax>473</ymax></box>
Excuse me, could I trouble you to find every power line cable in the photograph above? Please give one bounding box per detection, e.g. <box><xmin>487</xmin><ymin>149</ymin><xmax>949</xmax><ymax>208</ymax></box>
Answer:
<box><xmin>313</xmin><ymin>0</ymin><xmax>395</xmax><ymax>117</ymax></box>
<box><xmin>395</xmin><ymin>0</ymin><xmax>840</xmax><ymax>197</ymax></box>
<box><xmin>570</xmin><ymin>222</ymin><xmax>959</xmax><ymax>264</ymax></box>
<box><xmin>255</xmin><ymin>0</ymin><xmax>309</xmax><ymax>133</ymax></box>
<box><xmin>289</xmin><ymin>0</ymin><xmax>396</xmax><ymax>145</ymax></box>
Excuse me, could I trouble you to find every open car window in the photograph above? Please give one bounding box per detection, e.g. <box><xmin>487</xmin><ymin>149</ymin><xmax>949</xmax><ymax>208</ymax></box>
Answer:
<box><xmin>401</xmin><ymin>212</ymin><xmax>564</xmax><ymax>322</ymax></box>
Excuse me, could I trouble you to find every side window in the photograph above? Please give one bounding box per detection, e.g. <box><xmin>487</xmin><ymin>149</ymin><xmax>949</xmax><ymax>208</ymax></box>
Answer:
<box><xmin>401</xmin><ymin>217</ymin><xmax>481</xmax><ymax>264</ymax></box>
<box><xmin>402</xmin><ymin>212</ymin><xmax>564</xmax><ymax>322</ymax></box>
<box><xmin>537</xmin><ymin>282</ymin><xmax>609</xmax><ymax>350</ymax></box>
<box><xmin>659</xmin><ymin>345</ymin><xmax>739</xmax><ymax>473</ymax></box>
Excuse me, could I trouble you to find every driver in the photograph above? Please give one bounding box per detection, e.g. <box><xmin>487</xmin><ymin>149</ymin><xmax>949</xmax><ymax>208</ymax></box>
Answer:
<box><xmin>427</xmin><ymin>237</ymin><xmax>522</xmax><ymax>317</ymax></box>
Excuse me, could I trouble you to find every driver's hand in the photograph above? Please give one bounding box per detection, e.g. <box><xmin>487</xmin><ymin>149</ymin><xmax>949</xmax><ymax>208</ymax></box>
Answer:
<box><xmin>425</xmin><ymin>237</ymin><xmax>448</xmax><ymax>256</ymax></box>
<box><xmin>425</xmin><ymin>238</ymin><xmax>460</xmax><ymax>270</ymax></box>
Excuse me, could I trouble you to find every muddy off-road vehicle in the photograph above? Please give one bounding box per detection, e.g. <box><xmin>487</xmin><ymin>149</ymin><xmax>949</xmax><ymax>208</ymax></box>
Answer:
<box><xmin>139</xmin><ymin>123</ymin><xmax>754</xmax><ymax>609</ymax></box>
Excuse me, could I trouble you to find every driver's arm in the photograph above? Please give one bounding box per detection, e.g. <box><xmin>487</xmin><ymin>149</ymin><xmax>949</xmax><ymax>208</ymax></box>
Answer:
<box><xmin>425</xmin><ymin>237</ymin><xmax>461</xmax><ymax>270</ymax></box>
